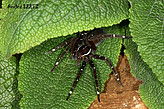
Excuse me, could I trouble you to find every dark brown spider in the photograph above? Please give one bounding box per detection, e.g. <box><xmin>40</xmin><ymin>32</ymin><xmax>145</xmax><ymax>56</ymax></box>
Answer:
<box><xmin>45</xmin><ymin>28</ymin><xmax>132</xmax><ymax>102</ymax></box>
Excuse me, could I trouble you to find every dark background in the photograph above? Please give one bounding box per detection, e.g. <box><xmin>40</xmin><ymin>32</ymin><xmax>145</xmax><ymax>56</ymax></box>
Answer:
<box><xmin>0</xmin><ymin>0</ymin><xmax>2</xmax><ymax>8</ymax></box>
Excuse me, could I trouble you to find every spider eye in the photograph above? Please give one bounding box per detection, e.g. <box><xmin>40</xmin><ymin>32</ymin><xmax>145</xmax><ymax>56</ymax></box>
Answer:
<box><xmin>81</xmin><ymin>31</ymin><xmax>88</xmax><ymax>36</ymax></box>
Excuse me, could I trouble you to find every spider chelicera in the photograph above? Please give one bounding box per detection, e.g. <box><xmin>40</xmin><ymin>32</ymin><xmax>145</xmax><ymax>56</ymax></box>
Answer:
<box><xmin>45</xmin><ymin>28</ymin><xmax>132</xmax><ymax>102</ymax></box>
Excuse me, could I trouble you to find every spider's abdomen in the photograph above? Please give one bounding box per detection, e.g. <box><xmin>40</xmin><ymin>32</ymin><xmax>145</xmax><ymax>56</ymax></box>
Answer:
<box><xmin>88</xmin><ymin>28</ymin><xmax>105</xmax><ymax>47</ymax></box>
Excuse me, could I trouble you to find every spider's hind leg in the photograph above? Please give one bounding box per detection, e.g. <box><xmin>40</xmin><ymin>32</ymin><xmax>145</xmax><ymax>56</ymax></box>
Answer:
<box><xmin>91</xmin><ymin>55</ymin><xmax>124</xmax><ymax>87</ymax></box>
<box><xmin>66</xmin><ymin>61</ymin><xmax>86</xmax><ymax>100</ymax></box>
<box><xmin>88</xmin><ymin>59</ymin><xmax>100</xmax><ymax>102</ymax></box>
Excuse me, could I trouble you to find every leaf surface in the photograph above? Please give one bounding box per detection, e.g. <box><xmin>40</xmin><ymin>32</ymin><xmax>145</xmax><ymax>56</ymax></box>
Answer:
<box><xmin>129</xmin><ymin>0</ymin><xmax>164</xmax><ymax>84</ymax></box>
<box><xmin>0</xmin><ymin>54</ymin><xmax>21</xmax><ymax>108</ymax></box>
<box><xmin>18</xmin><ymin>25</ymin><xmax>126</xmax><ymax>108</ymax></box>
<box><xmin>124</xmin><ymin>39</ymin><xmax>164</xmax><ymax>109</ymax></box>
<box><xmin>0</xmin><ymin>0</ymin><xmax>129</xmax><ymax>57</ymax></box>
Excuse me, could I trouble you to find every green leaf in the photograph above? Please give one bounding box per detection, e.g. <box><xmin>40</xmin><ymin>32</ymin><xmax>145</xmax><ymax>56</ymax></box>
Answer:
<box><xmin>0</xmin><ymin>0</ymin><xmax>129</xmax><ymax>57</ymax></box>
<box><xmin>0</xmin><ymin>53</ymin><xmax>22</xmax><ymax>108</ymax></box>
<box><xmin>124</xmin><ymin>39</ymin><xmax>164</xmax><ymax>109</ymax></box>
<box><xmin>129</xmin><ymin>0</ymin><xmax>164</xmax><ymax>84</ymax></box>
<box><xmin>18</xmin><ymin>24</ymin><xmax>126</xmax><ymax>108</ymax></box>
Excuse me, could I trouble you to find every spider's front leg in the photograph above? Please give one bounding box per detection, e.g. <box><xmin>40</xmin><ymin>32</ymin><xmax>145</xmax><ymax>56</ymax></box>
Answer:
<box><xmin>66</xmin><ymin>61</ymin><xmax>86</xmax><ymax>100</ymax></box>
<box><xmin>45</xmin><ymin>38</ymin><xmax>75</xmax><ymax>72</ymax></box>
<box><xmin>45</xmin><ymin>37</ymin><xmax>75</xmax><ymax>54</ymax></box>
<box><xmin>70</xmin><ymin>37</ymin><xmax>79</xmax><ymax>59</ymax></box>
<box><xmin>50</xmin><ymin>42</ymin><xmax>74</xmax><ymax>72</ymax></box>
<box><xmin>91</xmin><ymin>55</ymin><xmax>124</xmax><ymax>87</ymax></box>
<box><xmin>88</xmin><ymin>59</ymin><xmax>100</xmax><ymax>102</ymax></box>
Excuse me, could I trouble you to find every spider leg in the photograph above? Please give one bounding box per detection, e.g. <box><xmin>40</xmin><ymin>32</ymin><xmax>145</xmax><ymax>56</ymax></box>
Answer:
<box><xmin>70</xmin><ymin>38</ymin><xmax>79</xmax><ymax>59</ymax></box>
<box><xmin>102</xmin><ymin>34</ymin><xmax>132</xmax><ymax>39</ymax></box>
<box><xmin>88</xmin><ymin>41</ymin><xmax>97</xmax><ymax>51</ymax></box>
<box><xmin>91</xmin><ymin>55</ymin><xmax>124</xmax><ymax>87</ymax></box>
<box><xmin>76</xmin><ymin>55</ymin><xmax>82</xmax><ymax>66</ymax></box>
<box><xmin>66</xmin><ymin>61</ymin><xmax>86</xmax><ymax>100</ymax></box>
<box><xmin>88</xmin><ymin>59</ymin><xmax>100</xmax><ymax>102</ymax></box>
<box><xmin>51</xmin><ymin>42</ymin><xmax>73</xmax><ymax>72</ymax></box>
<box><xmin>45</xmin><ymin>37</ymin><xmax>75</xmax><ymax>54</ymax></box>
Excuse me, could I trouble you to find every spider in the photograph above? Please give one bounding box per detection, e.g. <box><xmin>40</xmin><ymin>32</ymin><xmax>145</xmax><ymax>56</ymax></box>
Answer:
<box><xmin>45</xmin><ymin>28</ymin><xmax>132</xmax><ymax>102</ymax></box>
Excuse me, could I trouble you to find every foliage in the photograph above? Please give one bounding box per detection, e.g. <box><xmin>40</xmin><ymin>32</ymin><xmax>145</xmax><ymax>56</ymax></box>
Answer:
<box><xmin>0</xmin><ymin>0</ymin><xmax>163</xmax><ymax>108</ymax></box>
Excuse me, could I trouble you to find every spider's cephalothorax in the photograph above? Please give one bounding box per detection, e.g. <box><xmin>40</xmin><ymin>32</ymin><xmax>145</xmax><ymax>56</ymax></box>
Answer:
<box><xmin>45</xmin><ymin>28</ymin><xmax>132</xmax><ymax>102</ymax></box>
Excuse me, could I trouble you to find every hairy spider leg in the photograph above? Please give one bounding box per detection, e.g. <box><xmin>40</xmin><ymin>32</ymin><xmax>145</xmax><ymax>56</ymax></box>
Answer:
<box><xmin>70</xmin><ymin>37</ymin><xmax>79</xmax><ymax>59</ymax></box>
<box><xmin>76</xmin><ymin>55</ymin><xmax>82</xmax><ymax>66</ymax></box>
<box><xmin>91</xmin><ymin>55</ymin><xmax>124</xmax><ymax>87</ymax></box>
<box><xmin>88</xmin><ymin>41</ymin><xmax>97</xmax><ymax>51</ymax></box>
<box><xmin>66</xmin><ymin>61</ymin><xmax>86</xmax><ymax>100</ymax></box>
<box><xmin>102</xmin><ymin>34</ymin><xmax>132</xmax><ymax>39</ymax></box>
<box><xmin>45</xmin><ymin>37</ymin><xmax>75</xmax><ymax>54</ymax></box>
<box><xmin>51</xmin><ymin>42</ymin><xmax>73</xmax><ymax>72</ymax></box>
<box><xmin>88</xmin><ymin>59</ymin><xmax>100</xmax><ymax>102</ymax></box>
